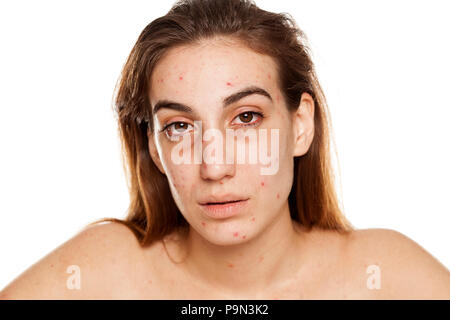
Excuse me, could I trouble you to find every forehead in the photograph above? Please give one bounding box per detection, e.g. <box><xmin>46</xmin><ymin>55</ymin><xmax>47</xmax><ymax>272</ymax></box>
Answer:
<box><xmin>149</xmin><ymin>39</ymin><xmax>279</xmax><ymax>106</ymax></box>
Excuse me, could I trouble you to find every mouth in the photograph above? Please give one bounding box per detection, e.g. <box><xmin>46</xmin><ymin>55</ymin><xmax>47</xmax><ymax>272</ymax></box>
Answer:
<box><xmin>204</xmin><ymin>199</ymin><xmax>245</xmax><ymax>205</ymax></box>
<box><xmin>198</xmin><ymin>198</ymin><xmax>250</xmax><ymax>219</ymax></box>
<box><xmin>198</xmin><ymin>194</ymin><xmax>249</xmax><ymax>206</ymax></box>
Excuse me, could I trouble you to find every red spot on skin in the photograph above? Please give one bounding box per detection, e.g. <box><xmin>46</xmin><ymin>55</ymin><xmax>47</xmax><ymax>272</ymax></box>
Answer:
<box><xmin>261</xmin><ymin>181</ymin><xmax>265</xmax><ymax>187</ymax></box>
<box><xmin>242</xmin><ymin>235</ymin><xmax>246</xmax><ymax>239</ymax></box>
<box><xmin>219</xmin><ymin>181</ymin><xmax>223</xmax><ymax>184</ymax></box>
<box><xmin>226</xmin><ymin>82</ymin><xmax>232</xmax><ymax>86</ymax></box>
<box><xmin>50</xmin><ymin>264</ymin><xmax>54</xmax><ymax>268</ymax></box>
<box><xmin>251</xmin><ymin>217</ymin><xmax>256</xmax><ymax>222</ymax></box>
<box><xmin>268</xmin><ymin>74</ymin><xmax>271</xmax><ymax>79</ymax></box>
<box><xmin>148</xmin><ymin>280</ymin><xmax>152</xmax><ymax>284</ymax></box>
<box><xmin>179</xmin><ymin>76</ymin><xmax>183</xmax><ymax>80</ymax></box>
<box><xmin>277</xmin><ymin>193</ymin><xmax>280</xmax><ymax>199</ymax></box>
<box><xmin>201</xmin><ymin>221</ymin><xmax>206</xmax><ymax>227</ymax></box>
<box><xmin>258</xmin><ymin>256</ymin><xmax>264</xmax><ymax>262</ymax></box>
<box><xmin>233</xmin><ymin>232</ymin><xmax>239</xmax><ymax>237</ymax></box>
<box><xmin>227</xmin><ymin>263</ymin><xmax>234</xmax><ymax>268</ymax></box>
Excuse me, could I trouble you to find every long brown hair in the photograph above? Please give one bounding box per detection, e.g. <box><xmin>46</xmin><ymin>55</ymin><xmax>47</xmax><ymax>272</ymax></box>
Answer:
<box><xmin>89</xmin><ymin>0</ymin><xmax>353</xmax><ymax>246</ymax></box>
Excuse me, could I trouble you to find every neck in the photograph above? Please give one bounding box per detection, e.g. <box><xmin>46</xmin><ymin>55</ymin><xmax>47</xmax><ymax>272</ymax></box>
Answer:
<box><xmin>180</xmin><ymin>201</ymin><xmax>306</xmax><ymax>296</ymax></box>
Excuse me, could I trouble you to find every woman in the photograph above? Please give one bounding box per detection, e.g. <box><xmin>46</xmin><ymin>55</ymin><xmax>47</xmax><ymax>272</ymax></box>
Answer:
<box><xmin>1</xmin><ymin>0</ymin><xmax>449</xmax><ymax>299</ymax></box>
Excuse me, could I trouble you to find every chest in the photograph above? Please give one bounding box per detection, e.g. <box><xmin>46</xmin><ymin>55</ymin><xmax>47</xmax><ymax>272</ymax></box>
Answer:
<box><xmin>128</xmin><ymin>263</ymin><xmax>373</xmax><ymax>299</ymax></box>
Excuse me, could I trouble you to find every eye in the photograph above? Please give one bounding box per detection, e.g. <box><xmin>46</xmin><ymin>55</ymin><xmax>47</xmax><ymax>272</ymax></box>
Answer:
<box><xmin>161</xmin><ymin>121</ymin><xmax>194</xmax><ymax>140</ymax></box>
<box><xmin>232</xmin><ymin>111</ymin><xmax>264</xmax><ymax>127</ymax></box>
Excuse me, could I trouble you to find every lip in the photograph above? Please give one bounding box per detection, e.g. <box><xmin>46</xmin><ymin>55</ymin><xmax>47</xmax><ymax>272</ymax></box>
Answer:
<box><xmin>199</xmin><ymin>199</ymin><xmax>249</xmax><ymax>219</ymax></box>
<box><xmin>198</xmin><ymin>194</ymin><xmax>249</xmax><ymax>205</ymax></box>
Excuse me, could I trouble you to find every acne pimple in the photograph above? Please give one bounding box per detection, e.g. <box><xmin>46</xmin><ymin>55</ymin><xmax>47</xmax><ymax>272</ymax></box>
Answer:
<box><xmin>242</xmin><ymin>235</ymin><xmax>246</xmax><ymax>239</ymax></box>
<box><xmin>179</xmin><ymin>76</ymin><xmax>183</xmax><ymax>80</ymax></box>
<box><xmin>148</xmin><ymin>280</ymin><xmax>152</xmax><ymax>284</ymax></box>
<box><xmin>226</xmin><ymin>82</ymin><xmax>233</xmax><ymax>86</ymax></box>
<box><xmin>227</xmin><ymin>263</ymin><xmax>234</xmax><ymax>268</ymax></box>
<box><xmin>277</xmin><ymin>193</ymin><xmax>280</xmax><ymax>199</ymax></box>
<box><xmin>267</xmin><ymin>73</ymin><xmax>271</xmax><ymax>79</ymax></box>
<box><xmin>233</xmin><ymin>232</ymin><xmax>239</xmax><ymax>237</ymax></box>
<box><xmin>251</xmin><ymin>217</ymin><xmax>256</xmax><ymax>222</ymax></box>
<box><xmin>261</xmin><ymin>181</ymin><xmax>265</xmax><ymax>187</ymax></box>
<box><xmin>201</xmin><ymin>221</ymin><xmax>206</xmax><ymax>227</ymax></box>
<box><xmin>219</xmin><ymin>181</ymin><xmax>223</xmax><ymax>184</ymax></box>
<box><xmin>258</xmin><ymin>256</ymin><xmax>264</xmax><ymax>262</ymax></box>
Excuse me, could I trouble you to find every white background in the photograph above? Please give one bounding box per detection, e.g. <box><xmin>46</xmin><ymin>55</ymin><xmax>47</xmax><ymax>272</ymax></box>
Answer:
<box><xmin>1</xmin><ymin>0</ymin><xmax>449</xmax><ymax>290</ymax></box>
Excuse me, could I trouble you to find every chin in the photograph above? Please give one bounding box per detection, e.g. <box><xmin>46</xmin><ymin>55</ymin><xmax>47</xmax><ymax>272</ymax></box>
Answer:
<box><xmin>198</xmin><ymin>224</ymin><xmax>251</xmax><ymax>246</ymax></box>
<box><xmin>203</xmin><ymin>235</ymin><xmax>247</xmax><ymax>246</ymax></box>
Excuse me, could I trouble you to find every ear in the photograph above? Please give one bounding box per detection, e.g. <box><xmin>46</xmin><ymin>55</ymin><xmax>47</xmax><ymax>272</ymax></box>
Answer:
<box><xmin>292</xmin><ymin>92</ymin><xmax>315</xmax><ymax>157</ymax></box>
<box><xmin>147</xmin><ymin>127</ymin><xmax>166</xmax><ymax>175</ymax></box>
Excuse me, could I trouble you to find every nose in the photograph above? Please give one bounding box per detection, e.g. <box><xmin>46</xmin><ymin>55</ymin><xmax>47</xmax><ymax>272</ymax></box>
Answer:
<box><xmin>199</xmin><ymin>136</ymin><xmax>236</xmax><ymax>182</ymax></box>
<box><xmin>200</xmin><ymin>161</ymin><xmax>236</xmax><ymax>182</ymax></box>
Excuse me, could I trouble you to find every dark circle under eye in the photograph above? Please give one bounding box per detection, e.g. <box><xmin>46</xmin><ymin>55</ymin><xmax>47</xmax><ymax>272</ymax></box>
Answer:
<box><xmin>238</xmin><ymin>112</ymin><xmax>253</xmax><ymax>123</ymax></box>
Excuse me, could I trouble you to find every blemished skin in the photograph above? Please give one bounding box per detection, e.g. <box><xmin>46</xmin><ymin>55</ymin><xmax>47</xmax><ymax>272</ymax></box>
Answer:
<box><xmin>147</xmin><ymin>37</ymin><xmax>315</xmax><ymax>295</ymax></box>
<box><xmin>1</xmin><ymin>37</ymin><xmax>449</xmax><ymax>300</ymax></box>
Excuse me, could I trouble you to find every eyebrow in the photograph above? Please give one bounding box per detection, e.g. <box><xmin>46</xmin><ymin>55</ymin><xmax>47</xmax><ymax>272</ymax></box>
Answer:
<box><xmin>152</xmin><ymin>85</ymin><xmax>273</xmax><ymax>115</ymax></box>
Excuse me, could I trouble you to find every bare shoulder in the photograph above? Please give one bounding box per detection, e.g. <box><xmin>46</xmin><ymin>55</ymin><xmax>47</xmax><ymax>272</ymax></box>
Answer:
<box><xmin>0</xmin><ymin>221</ymin><xmax>145</xmax><ymax>299</ymax></box>
<box><xmin>342</xmin><ymin>228</ymin><xmax>450</xmax><ymax>299</ymax></box>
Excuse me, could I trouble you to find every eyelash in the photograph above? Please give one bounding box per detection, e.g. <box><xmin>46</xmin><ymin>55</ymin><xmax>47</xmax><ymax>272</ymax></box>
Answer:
<box><xmin>159</xmin><ymin>111</ymin><xmax>265</xmax><ymax>136</ymax></box>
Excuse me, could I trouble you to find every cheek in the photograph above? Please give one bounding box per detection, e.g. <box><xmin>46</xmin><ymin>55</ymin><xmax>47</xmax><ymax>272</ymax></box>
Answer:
<box><xmin>239</xmin><ymin>166</ymin><xmax>277</xmax><ymax>198</ymax></box>
<box><xmin>256</xmin><ymin>150</ymin><xmax>293</xmax><ymax>200</ymax></box>
<box><xmin>157</xmin><ymin>139</ymin><xmax>193</xmax><ymax>188</ymax></box>
<box><xmin>258</xmin><ymin>176</ymin><xmax>280</xmax><ymax>197</ymax></box>
<box><xmin>166</xmin><ymin>164</ymin><xmax>195</xmax><ymax>193</ymax></box>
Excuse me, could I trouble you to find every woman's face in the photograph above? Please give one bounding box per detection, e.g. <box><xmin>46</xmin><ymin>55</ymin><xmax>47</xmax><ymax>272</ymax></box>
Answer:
<box><xmin>148</xmin><ymin>38</ymin><xmax>314</xmax><ymax>245</ymax></box>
